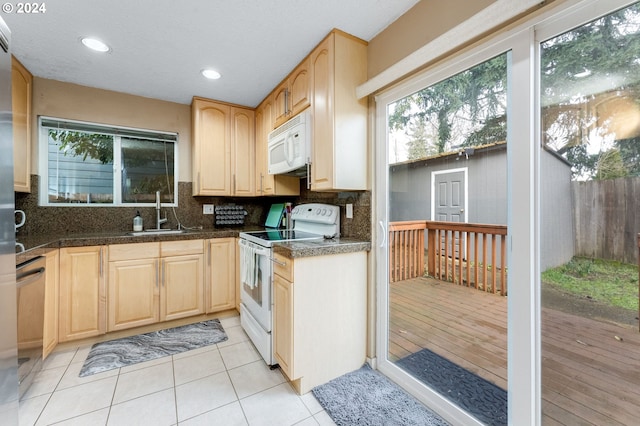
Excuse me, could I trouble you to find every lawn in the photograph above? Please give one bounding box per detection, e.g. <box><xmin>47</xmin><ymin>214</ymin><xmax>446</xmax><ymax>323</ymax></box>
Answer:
<box><xmin>541</xmin><ymin>256</ymin><xmax>639</xmax><ymax>311</ymax></box>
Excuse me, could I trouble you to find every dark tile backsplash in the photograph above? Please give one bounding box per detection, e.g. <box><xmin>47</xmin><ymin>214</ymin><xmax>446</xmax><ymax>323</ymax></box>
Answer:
<box><xmin>15</xmin><ymin>175</ymin><xmax>371</xmax><ymax>240</ymax></box>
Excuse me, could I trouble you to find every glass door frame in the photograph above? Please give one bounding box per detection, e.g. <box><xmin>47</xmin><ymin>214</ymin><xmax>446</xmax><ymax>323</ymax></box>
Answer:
<box><xmin>373</xmin><ymin>0</ymin><xmax>636</xmax><ymax>424</ymax></box>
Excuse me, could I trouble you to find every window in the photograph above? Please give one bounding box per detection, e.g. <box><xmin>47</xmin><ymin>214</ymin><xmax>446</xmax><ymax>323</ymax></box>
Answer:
<box><xmin>40</xmin><ymin>117</ymin><xmax>178</xmax><ymax>206</ymax></box>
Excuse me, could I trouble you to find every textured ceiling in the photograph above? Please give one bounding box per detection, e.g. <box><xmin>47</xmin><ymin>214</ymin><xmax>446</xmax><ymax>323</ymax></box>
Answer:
<box><xmin>3</xmin><ymin>0</ymin><xmax>420</xmax><ymax>107</ymax></box>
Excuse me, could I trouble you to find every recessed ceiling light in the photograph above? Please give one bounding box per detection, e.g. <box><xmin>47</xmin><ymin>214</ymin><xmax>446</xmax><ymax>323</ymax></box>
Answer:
<box><xmin>81</xmin><ymin>37</ymin><xmax>110</xmax><ymax>53</ymax></box>
<box><xmin>201</xmin><ymin>69</ymin><xmax>221</xmax><ymax>80</ymax></box>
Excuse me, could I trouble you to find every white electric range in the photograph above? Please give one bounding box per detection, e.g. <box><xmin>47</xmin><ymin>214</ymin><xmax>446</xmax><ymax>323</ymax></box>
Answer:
<box><xmin>238</xmin><ymin>203</ymin><xmax>340</xmax><ymax>366</ymax></box>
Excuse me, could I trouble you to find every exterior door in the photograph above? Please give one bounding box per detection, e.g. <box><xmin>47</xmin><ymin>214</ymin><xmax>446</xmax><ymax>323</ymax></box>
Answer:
<box><xmin>433</xmin><ymin>169</ymin><xmax>467</xmax><ymax>259</ymax></box>
<box><xmin>432</xmin><ymin>169</ymin><xmax>466</xmax><ymax>223</ymax></box>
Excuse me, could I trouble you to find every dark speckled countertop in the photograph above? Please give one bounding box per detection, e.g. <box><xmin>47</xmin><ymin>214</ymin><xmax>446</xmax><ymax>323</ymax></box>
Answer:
<box><xmin>15</xmin><ymin>228</ymin><xmax>370</xmax><ymax>265</ymax></box>
<box><xmin>14</xmin><ymin>228</ymin><xmax>246</xmax><ymax>265</ymax></box>
<box><xmin>272</xmin><ymin>238</ymin><xmax>371</xmax><ymax>258</ymax></box>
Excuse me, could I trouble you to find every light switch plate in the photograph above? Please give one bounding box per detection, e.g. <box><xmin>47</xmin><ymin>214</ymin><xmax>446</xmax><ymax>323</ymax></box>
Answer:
<box><xmin>346</xmin><ymin>203</ymin><xmax>353</xmax><ymax>219</ymax></box>
<box><xmin>203</xmin><ymin>204</ymin><xmax>214</xmax><ymax>215</ymax></box>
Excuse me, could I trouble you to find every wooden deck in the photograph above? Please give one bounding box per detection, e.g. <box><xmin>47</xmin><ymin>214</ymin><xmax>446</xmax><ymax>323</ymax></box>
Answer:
<box><xmin>389</xmin><ymin>276</ymin><xmax>640</xmax><ymax>425</ymax></box>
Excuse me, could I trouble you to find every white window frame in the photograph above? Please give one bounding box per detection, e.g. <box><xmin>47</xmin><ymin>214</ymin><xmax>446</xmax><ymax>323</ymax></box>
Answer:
<box><xmin>38</xmin><ymin>116</ymin><xmax>179</xmax><ymax>207</ymax></box>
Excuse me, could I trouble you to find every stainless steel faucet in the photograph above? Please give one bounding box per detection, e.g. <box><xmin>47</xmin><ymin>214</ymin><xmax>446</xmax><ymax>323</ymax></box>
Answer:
<box><xmin>156</xmin><ymin>190</ymin><xmax>167</xmax><ymax>230</ymax></box>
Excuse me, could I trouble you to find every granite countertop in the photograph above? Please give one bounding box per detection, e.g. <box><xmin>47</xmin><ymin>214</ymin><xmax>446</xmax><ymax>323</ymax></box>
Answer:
<box><xmin>14</xmin><ymin>228</ymin><xmax>245</xmax><ymax>265</ymax></box>
<box><xmin>15</xmin><ymin>228</ymin><xmax>370</xmax><ymax>265</ymax></box>
<box><xmin>272</xmin><ymin>238</ymin><xmax>371</xmax><ymax>259</ymax></box>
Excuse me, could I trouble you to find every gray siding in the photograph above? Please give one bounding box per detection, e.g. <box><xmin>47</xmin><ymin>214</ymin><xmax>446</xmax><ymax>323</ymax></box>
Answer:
<box><xmin>389</xmin><ymin>146</ymin><xmax>575</xmax><ymax>271</ymax></box>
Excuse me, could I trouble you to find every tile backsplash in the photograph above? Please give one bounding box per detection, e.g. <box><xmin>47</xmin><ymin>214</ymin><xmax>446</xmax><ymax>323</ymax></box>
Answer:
<box><xmin>15</xmin><ymin>175</ymin><xmax>371</xmax><ymax>240</ymax></box>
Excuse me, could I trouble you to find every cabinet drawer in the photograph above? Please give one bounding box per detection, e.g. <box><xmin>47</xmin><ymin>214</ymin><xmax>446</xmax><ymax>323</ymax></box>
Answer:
<box><xmin>109</xmin><ymin>242</ymin><xmax>159</xmax><ymax>261</ymax></box>
<box><xmin>273</xmin><ymin>252</ymin><xmax>293</xmax><ymax>282</ymax></box>
<box><xmin>160</xmin><ymin>239</ymin><xmax>204</xmax><ymax>257</ymax></box>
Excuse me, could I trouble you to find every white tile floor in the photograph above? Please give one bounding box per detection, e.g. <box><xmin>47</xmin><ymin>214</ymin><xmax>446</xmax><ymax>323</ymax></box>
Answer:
<box><xmin>19</xmin><ymin>315</ymin><xmax>336</xmax><ymax>426</ymax></box>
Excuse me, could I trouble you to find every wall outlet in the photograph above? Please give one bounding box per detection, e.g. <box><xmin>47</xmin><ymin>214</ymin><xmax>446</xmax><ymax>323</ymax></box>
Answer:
<box><xmin>346</xmin><ymin>203</ymin><xmax>353</xmax><ymax>219</ymax></box>
<box><xmin>203</xmin><ymin>204</ymin><xmax>214</xmax><ymax>215</ymax></box>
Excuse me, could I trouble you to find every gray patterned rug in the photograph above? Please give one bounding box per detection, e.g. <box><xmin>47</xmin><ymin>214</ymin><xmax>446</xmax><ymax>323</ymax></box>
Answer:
<box><xmin>79</xmin><ymin>319</ymin><xmax>227</xmax><ymax>377</ymax></box>
<box><xmin>312</xmin><ymin>364</ymin><xmax>449</xmax><ymax>426</ymax></box>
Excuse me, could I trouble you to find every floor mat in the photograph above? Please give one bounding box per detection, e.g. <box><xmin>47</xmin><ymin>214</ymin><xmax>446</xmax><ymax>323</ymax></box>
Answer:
<box><xmin>397</xmin><ymin>348</ymin><xmax>507</xmax><ymax>426</ymax></box>
<box><xmin>79</xmin><ymin>319</ymin><xmax>227</xmax><ymax>377</ymax></box>
<box><xmin>312</xmin><ymin>364</ymin><xmax>449</xmax><ymax>426</ymax></box>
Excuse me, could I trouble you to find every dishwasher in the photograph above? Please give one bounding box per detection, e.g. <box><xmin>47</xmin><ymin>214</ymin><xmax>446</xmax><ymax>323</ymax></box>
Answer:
<box><xmin>16</xmin><ymin>256</ymin><xmax>46</xmax><ymax>399</ymax></box>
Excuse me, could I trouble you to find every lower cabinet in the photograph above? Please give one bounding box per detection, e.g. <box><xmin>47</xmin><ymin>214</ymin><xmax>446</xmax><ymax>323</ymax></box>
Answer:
<box><xmin>43</xmin><ymin>248</ymin><xmax>59</xmax><ymax>359</ymax></box>
<box><xmin>58</xmin><ymin>246</ymin><xmax>107</xmax><ymax>342</ymax></box>
<box><xmin>161</xmin><ymin>240</ymin><xmax>205</xmax><ymax>321</ymax></box>
<box><xmin>272</xmin><ymin>250</ymin><xmax>367</xmax><ymax>394</ymax></box>
<box><xmin>205</xmin><ymin>237</ymin><xmax>236</xmax><ymax>313</ymax></box>
<box><xmin>107</xmin><ymin>240</ymin><xmax>205</xmax><ymax>332</ymax></box>
<box><xmin>108</xmin><ymin>242</ymin><xmax>160</xmax><ymax>332</ymax></box>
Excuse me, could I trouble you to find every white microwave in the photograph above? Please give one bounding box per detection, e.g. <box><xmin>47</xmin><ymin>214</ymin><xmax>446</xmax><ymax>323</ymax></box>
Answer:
<box><xmin>267</xmin><ymin>109</ymin><xmax>311</xmax><ymax>176</ymax></box>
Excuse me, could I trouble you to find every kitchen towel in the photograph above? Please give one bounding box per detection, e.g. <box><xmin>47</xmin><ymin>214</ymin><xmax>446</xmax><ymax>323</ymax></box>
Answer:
<box><xmin>238</xmin><ymin>239</ymin><xmax>259</xmax><ymax>289</ymax></box>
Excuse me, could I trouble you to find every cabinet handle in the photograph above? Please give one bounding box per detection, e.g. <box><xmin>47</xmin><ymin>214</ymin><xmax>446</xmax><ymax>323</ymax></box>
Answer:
<box><xmin>99</xmin><ymin>247</ymin><xmax>103</xmax><ymax>277</ymax></box>
<box><xmin>306</xmin><ymin>160</ymin><xmax>311</xmax><ymax>190</ymax></box>
<box><xmin>270</xmin><ymin>257</ymin><xmax>286</xmax><ymax>267</ymax></box>
<box><xmin>284</xmin><ymin>88</ymin><xmax>289</xmax><ymax>115</ymax></box>
<box><xmin>260</xmin><ymin>173</ymin><xmax>264</xmax><ymax>195</ymax></box>
<box><xmin>155</xmin><ymin>259</ymin><xmax>159</xmax><ymax>288</ymax></box>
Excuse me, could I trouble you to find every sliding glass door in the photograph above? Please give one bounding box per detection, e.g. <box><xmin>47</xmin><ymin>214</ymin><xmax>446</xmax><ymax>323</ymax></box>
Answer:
<box><xmin>376</xmin><ymin>44</ymin><xmax>513</xmax><ymax>425</ymax></box>
<box><xmin>375</xmin><ymin>0</ymin><xmax>638</xmax><ymax>424</ymax></box>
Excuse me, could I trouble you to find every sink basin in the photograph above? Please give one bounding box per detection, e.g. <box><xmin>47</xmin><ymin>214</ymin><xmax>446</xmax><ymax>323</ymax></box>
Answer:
<box><xmin>128</xmin><ymin>229</ymin><xmax>187</xmax><ymax>236</ymax></box>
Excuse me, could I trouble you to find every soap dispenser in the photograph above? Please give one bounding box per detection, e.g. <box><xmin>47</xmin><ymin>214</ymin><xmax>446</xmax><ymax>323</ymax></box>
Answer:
<box><xmin>133</xmin><ymin>211</ymin><xmax>143</xmax><ymax>232</ymax></box>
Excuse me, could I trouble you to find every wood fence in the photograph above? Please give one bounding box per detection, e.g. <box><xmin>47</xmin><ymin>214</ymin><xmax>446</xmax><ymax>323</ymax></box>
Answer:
<box><xmin>389</xmin><ymin>220</ymin><xmax>508</xmax><ymax>295</ymax></box>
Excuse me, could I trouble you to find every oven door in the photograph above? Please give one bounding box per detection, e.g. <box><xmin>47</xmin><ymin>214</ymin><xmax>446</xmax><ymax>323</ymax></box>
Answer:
<box><xmin>238</xmin><ymin>239</ymin><xmax>272</xmax><ymax>332</ymax></box>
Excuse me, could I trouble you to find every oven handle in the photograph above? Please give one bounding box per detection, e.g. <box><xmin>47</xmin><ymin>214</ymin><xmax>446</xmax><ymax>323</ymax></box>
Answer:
<box><xmin>238</xmin><ymin>238</ymin><xmax>271</xmax><ymax>257</ymax></box>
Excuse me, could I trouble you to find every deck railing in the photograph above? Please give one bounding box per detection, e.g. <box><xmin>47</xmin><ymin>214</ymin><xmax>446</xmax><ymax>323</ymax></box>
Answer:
<box><xmin>389</xmin><ymin>220</ymin><xmax>509</xmax><ymax>295</ymax></box>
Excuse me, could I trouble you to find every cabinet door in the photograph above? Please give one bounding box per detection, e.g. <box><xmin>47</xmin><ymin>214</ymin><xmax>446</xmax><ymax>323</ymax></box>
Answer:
<box><xmin>58</xmin><ymin>246</ymin><xmax>106</xmax><ymax>342</ymax></box>
<box><xmin>273</xmin><ymin>81</ymin><xmax>289</xmax><ymax>128</ymax></box>
<box><xmin>206</xmin><ymin>238</ymin><xmax>236</xmax><ymax>313</ymax></box>
<box><xmin>108</xmin><ymin>258</ymin><xmax>159</xmax><ymax>331</ymax></box>
<box><xmin>231</xmin><ymin>107</ymin><xmax>255</xmax><ymax>196</ymax></box>
<box><xmin>273</xmin><ymin>273</ymin><xmax>294</xmax><ymax>378</ymax></box>
<box><xmin>310</xmin><ymin>36</ymin><xmax>335</xmax><ymax>191</ymax></box>
<box><xmin>43</xmin><ymin>249</ymin><xmax>59</xmax><ymax>359</ymax></box>
<box><xmin>192</xmin><ymin>98</ymin><xmax>231</xmax><ymax>196</ymax></box>
<box><xmin>12</xmin><ymin>57</ymin><xmax>32</xmax><ymax>193</ymax></box>
<box><xmin>289</xmin><ymin>58</ymin><xmax>310</xmax><ymax>117</ymax></box>
<box><xmin>161</xmin><ymin>254</ymin><xmax>204</xmax><ymax>321</ymax></box>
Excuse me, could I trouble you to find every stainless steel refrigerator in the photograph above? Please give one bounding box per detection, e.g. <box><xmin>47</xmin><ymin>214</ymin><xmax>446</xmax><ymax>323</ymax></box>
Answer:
<box><xmin>0</xmin><ymin>15</ymin><xmax>18</xmax><ymax>426</ymax></box>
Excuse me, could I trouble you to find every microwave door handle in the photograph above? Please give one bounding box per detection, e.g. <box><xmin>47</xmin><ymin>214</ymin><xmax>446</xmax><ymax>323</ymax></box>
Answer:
<box><xmin>284</xmin><ymin>132</ymin><xmax>294</xmax><ymax>166</ymax></box>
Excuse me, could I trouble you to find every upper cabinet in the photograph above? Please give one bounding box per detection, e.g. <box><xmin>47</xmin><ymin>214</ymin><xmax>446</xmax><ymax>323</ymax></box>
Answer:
<box><xmin>255</xmin><ymin>95</ymin><xmax>300</xmax><ymax>196</ymax></box>
<box><xmin>274</xmin><ymin>57</ymin><xmax>311</xmax><ymax>128</ymax></box>
<box><xmin>192</xmin><ymin>97</ymin><xmax>255</xmax><ymax>196</ymax></box>
<box><xmin>310</xmin><ymin>30</ymin><xmax>368</xmax><ymax>192</ymax></box>
<box><xmin>12</xmin><ymin>57</ymin><xmax>32</xmax><ymax>193</ymax></box>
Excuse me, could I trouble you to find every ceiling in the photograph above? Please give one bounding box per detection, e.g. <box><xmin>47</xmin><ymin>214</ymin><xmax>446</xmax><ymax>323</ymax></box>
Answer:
<box><xmin>3</xmin><ymin>0</ymin><xmax>420</xmax><ymax>107</ymax></box>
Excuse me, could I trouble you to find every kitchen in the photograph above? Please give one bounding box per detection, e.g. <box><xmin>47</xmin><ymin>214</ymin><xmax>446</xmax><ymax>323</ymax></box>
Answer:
<box><xmin>1</xmin><ymin>0</ymin><xmax>618</xmax><ymax>425</ymax></box>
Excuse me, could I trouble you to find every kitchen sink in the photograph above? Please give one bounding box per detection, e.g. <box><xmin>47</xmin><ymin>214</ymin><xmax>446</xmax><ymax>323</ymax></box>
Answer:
<box><xmin>127</xmin><ymin>229</ymin><xmax>187</xmax><ymax>236</ymax></box>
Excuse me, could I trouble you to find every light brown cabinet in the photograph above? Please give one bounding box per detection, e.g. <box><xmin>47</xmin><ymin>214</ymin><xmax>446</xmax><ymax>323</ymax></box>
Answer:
<box><xmin>255</xmin><ymin>95</ymin><xmax>300</xmax><ymax>196</ymax></box>
<box><xmin>58</xmin><ymin>246</ymin><xmax>107</xmax><ymax>342</ymax></box>
<box><xmin>205</xmin><ymin>237</ymin><xmax>236</xmax><ymax>313</ymax></box>
<box><xmin>272</xmin><ymin>250</ymin><xmax>367</xmax><ymax>394</ymax></box>
<box><xmin>12</xmin><ymin>56</ymin><xmax>32</xmax><ymax>193</ymax></box>
<box><xmin>107</xmin><ymin>242</ymin><xmax>160</xmax><ymax>332</ymax></box>
<box><xmin>161</xmin><ymin>240</ymin><xmax>205</xmax><ymax>321</ymax></box>
<box><xmin>191</xmin><ymin>97</ymin><xmax>255</xmax><ymax>196</ymax></box>
<box><xmin>43</xmin><ymin>249</ymin><xmax>59</xmax><ymax>359</ymax></box>
<box><xmin>274</xmin><ymin>57</ymin><xmax>311</xmax><ymax>128</ymax></box>
<box><xmin>107</xmin><ymin>240</ymin><xmax>204</xmax><ymax>329</ymax></box>
<box><xmin>310</xmin><ymin>30</ymin><xmax>368</xmax><ymax>191</ymax></box>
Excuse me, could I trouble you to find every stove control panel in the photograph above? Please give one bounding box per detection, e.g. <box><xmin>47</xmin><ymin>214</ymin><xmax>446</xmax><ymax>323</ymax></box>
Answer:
<box><xmin>291</xmin><ymin>203</ymin><xmax>340</xmax><ymax>225</ymax></box>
